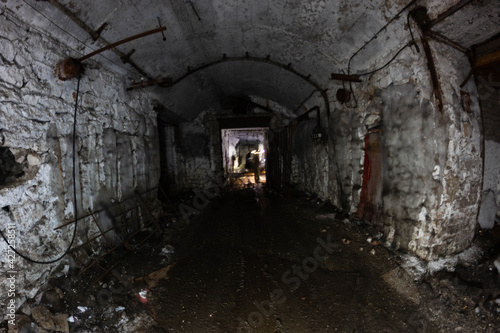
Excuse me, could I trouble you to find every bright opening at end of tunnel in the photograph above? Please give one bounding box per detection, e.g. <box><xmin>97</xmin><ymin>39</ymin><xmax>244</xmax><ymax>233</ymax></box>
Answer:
<box><xmin>221</xmin><ymin>128</ymin><xmax>268</xmax><ymax>186</ymax></box>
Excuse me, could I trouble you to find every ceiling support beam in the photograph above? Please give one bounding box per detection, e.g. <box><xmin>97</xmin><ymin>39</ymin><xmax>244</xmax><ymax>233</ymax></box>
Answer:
<box><xmin>127</xmin><ymin>54</ymin><xmax>331</xmax><ymax>118</ymax></box>
<box><xmin>475</xmin><ymin>50</ymin><xmax>500</xmax><ymax>69</ymax></box>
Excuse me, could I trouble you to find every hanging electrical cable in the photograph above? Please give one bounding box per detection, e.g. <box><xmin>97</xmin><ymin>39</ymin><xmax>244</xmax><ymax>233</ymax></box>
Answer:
<box><xmin>407</xmin><ymin>12</ymin><xmax>421</xmax><ymax>54</ymax></box>
<box><xmin>0</xmin><ymin>77</ymin><xmax>81</xmax><ymax>264</ymax></box>
<box><xmin>345</xmin><ymin>0</ymin><xmax>418</xmax><ymax>107</ymax></box>
<box><xmin>357</xmin><ymin>43</ymin><xmax>412</xmax><ymax>77</ymax></box>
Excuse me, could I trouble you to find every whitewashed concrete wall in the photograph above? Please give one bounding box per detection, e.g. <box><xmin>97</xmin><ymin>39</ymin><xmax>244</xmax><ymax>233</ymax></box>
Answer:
<box><xmin>0</xmin><ymin>10</ymin><xmax>159</xmax><ymax>315</ymax></box>
<box><xmin>291</xmin><ymin>30</ymin><xmax>482</xmax><ymax>260</ymax></box>
<box><xmin>162</xmin><ymin>111</ymin><xmax>222</xmax><ymax>192</ymax></box>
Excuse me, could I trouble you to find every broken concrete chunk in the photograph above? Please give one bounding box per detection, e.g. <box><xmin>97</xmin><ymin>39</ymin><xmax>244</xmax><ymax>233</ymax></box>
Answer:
<box><xmin>27</xmin><ymin>153</ymin><xmax>41</xmax><ymax>166</ymax></box>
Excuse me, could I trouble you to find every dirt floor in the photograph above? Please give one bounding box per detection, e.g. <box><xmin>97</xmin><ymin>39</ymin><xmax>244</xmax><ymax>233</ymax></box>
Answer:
<box><xmin>4</xmin><ymin>184</ymin><xmax>500</xmax><ymax>332</ymax></box>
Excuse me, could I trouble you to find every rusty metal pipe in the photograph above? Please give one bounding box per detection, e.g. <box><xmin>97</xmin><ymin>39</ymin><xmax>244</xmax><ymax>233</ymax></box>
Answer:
<box><xmin>78</xmin><ymin>26</ymin><xmax>166</xmax><ymax>62</ymax></box>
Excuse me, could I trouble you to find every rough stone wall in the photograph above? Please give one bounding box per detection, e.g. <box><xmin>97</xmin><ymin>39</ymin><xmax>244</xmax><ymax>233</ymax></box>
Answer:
<box><xmin>291</xmin><ymin>118</ymin><xmax>334</xmax><ymax>203</ymax></box>
<box><xmin>422</xmin><ymin>42</ymin><xmax>482</xmax><ymax>258</ymax></box>
<box><xmin>163</xmin><ymin>111</ymin><xmax>222</xmax><ymax>192</ymax></box>
<box><xmin>291</xmin><ymin>29</ymin><xmax>482</xmax><ymax>259</ymax></box>
<box><xmin>341</xmin><ymin>38</ymin><xmax>482</xmax><ymax>260</ymax></box>
<box><xmin>0</xmin><ymin>11</ymin><xmax>159</xmax><ymax>314</ymax></box>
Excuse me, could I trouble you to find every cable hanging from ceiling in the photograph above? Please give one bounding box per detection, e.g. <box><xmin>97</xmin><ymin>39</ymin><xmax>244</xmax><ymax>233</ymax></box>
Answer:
<box><xmin>344</xmin><ymin>0</ymin><xmax>419</xmax><ymax>108</ymax></box>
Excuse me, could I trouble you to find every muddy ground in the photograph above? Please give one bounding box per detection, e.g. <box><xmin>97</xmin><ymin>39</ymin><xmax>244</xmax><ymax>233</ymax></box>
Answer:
<box><xmin>3</xmin><ymin>184</ymin><xmax>500</xmax><ymax>332</ymax></box>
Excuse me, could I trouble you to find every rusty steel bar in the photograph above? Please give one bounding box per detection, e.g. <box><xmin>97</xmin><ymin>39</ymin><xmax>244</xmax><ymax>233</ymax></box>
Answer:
<box><xmin>54</xmin><ymin>188</ymin><xmax>158</xmax><ymax>230</ymax></box>
<box><xmin>460</xmin><ymin>69</ymin><xmax>475</xmax><ymax>88</ymax></box>
<box><xmin>77</xmin><ymin>241</ymin><xmax>126</xmax><ymax>275</ymax></box>
<box><xmin>77</xmin><ymin>217</ymin><xmax>157</xmax><ymax>273</ymax></box>
<box><xmin>420</xmin><ymin>35</ymin><xmax>444</xmax><ymax>113</ymax></box>
<box><xmin>78</xmin><ymin>27</ymin><xmax>166</xmax><ymax>62</ymax></box>
<box><xmin>430</xmin><ymin>0</ymin><xmax>475</xmax><ymax>28</ymax></box>
<box><xmin>69</xmin><ymin>225</ymin><xmax>117</xmax><ymax>254</ymax></box>
<box><xmin>54</xmin><ymin>212</ymin><xmax>93</xmax><ymax>230</ymax></box>
<box><xmin>159</xmin><ymin>186</ymin><xmax>176</xmax><ymax>211</ymax></box>
<box><xmin>78</xmin><ymin>218</ymin><xmax>158</xmax><ymax>277</ymax></box>
<box><xmin>90</xmin><ymin>212</ymin><xmax>114</xmax><ymax>249</ymax></box>
<box><xmin>135</xmin><ymin>231</ymin><xmax>157</xmax><ymax>248</ymax></box>
<box><xmin>47</xmin><ymin>0</ymin><xmax>151</xmax><ymax>80</ymax></box>
<box><xmin>425</xmin><ymin>30</ymin><xmax>468</xmax><ymax>54</ymax></box>
<box><xmin>135</xmin><ymin>191</ymin><xmax>162</xmax><ymax>231</ymax></box>
<box><xmin>92</xmin><ymin>259</ymin><xmax>124</xmax><ymax>285</ymax></box>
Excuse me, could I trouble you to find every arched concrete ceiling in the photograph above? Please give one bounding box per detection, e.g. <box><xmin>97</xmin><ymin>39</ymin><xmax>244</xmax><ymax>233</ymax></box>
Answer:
<box><xmin>10</xmin><ymin>0</ymin><xmax>500</xmax><ymax>120</ymax></box>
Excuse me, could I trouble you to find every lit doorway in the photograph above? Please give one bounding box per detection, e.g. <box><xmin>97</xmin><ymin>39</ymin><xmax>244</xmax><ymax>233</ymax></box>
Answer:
<box><xmin>221</xmin><ymin>128</ymin><xmax>268</xmax><ymax>185</ymax></box>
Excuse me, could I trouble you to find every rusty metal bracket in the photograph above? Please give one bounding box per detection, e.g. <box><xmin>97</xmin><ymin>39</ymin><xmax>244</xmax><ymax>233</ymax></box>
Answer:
<box><xmin>92</xmin><ymin>22</ymin><xmax>108</xmax><ymax>42</ymax></box>
<box><xmin>157</xmin><ymin>17</ymin><xmax>167</xmax><ymax>41</ymax></box>
<box><xmin>135</xmin><ymin>191</ymin><xmax>162</xmax><ymax>231</ymax></box>
<box><xmin>121</xmin><ymin>49</ymin><xmax>136</xmax><ymax>64</ymax></box>
<box><xmin>411</xmin><ymin>7</ymin><xmax>444</xmax><ymax>113</ymax></box>
<box><xmin>48</xmin><ymin>0</ymin><xmax>152</xmax><ymax>80</ymax></box>
<box><xmin>55</xmin><ymin>26</ymin><xmax>166</xmax><ymax>80</ymax></box>
<box><xmin>78</xmin><ymin>26</ymin><xmax>166</xmax><ymax>62</ymax></box>
<box><xmin>429</xmin><ymin>0</ymin><xmax>475</xmax><ymax>28</ymax></box>
<box><xmin>424</xmin><ymin>30</ymin><xmax>468</xmax><ymax>54</ymax></box>
<box><xmin>421</xmin><ymin>36</ymin><xmax>444</xmax><ymax>113</ymax></box>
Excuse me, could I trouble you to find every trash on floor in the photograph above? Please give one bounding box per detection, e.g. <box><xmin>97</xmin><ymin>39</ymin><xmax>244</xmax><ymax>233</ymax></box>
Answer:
<box><xmin>134</xmin><ymin>264</ymin><xmax>175</xmax><ymax>289</ymax></box>
<box><xmin>77</xmin><ymin>306</ymin><xmax>88</xmax><ymax>313</ymax></box>
<box><xmin>138</xmin><ymin>289</ymin><xmax>149</xmax><ymax>303</ymax></box>
<box><xmin>341</xmin><ymin>238</ymin><xmax>350</xmax><ymax>245</ymax></box>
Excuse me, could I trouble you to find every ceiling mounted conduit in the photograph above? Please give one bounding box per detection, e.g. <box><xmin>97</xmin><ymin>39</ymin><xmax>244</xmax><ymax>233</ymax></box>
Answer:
<box><xmin>127</xmin><ymin>54</ymin><xmax>331</xmax><ymax>118</ymax></box>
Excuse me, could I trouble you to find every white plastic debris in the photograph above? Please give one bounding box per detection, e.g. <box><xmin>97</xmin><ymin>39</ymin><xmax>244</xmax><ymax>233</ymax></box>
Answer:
<box><xmin>161</xmin><ymin>245</ymin><xmax>175</xmax><ymax>256</ymax></box>
<box><xmin>138</xmin><ymin>289</ymin><xmax>149</xmax><ymax>303</ymax></box>
<box><xmin>68</xmin><ymin>316</ymin><xmax>78</xmax><ymax>323</ymax></box>
<box><xmin>370</xmin><ymin>249</ymin><xmax>376</xmax><ymax>255</ymax></box>
<box><xmin>366</xmin><ymin>237</ymin><xmax>373</xmax><ymax>243</ymax></box>
<box><xmin>494</xmin><ymin>255</ymin><xmax>500</xmax><ymax>274</ymax></box>
<box><xmin>77</xmin><ymin>306</ymin><xmax>88</xmax><ymax>313</ymax></box>
<box><xmin>115</xmin><ymin>306</ymin><xmax>126</xmax><ymax>312</ymax></box>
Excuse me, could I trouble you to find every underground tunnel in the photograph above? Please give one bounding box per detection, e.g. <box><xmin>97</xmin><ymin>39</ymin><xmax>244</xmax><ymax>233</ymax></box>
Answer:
<box><xmin>1</xmin><ymin>0</ymin><xmax>500</xmax><ymax>332</ymax></box>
